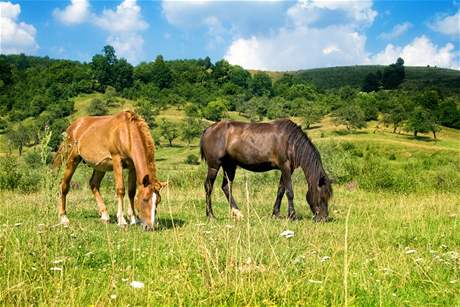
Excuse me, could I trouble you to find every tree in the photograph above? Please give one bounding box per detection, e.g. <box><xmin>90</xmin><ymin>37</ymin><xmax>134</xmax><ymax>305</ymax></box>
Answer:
<box><xmin>382</xmin><ymin>57</ymin><xmax>405</xmax><ymax>89</ymax></box>
<box><xmin>362</xmin><ymin>71</ymin><xmax>382</xmax><ymax>92</ymax></box>
<box><xmin>6</xmin><ymin>123</ymin><xmax>30</xmax><ymax>156</ymax></box>
<box><xmin>158</xmin><ymin>119</ymin><xmax>179</xmax><ymax>146</ymax></box>
<box><xmin>437</xmin><ymin>98</ymin><xmax>460</xmax><ymax>129</ymax></box>
<box><xmin>184</xmin><ymin>102</ymin><xmax>201</xmax><ymax>118</ymax></box>
<box><xmin>301</xmin><ymin>101</ymin><xmax>323</xmax><ymax>129</ymax></box>
<box><xmin>333</xmin><ymin>102</ymin><xmax>367</xmax><ymax>130</ymax></box>
<box><xmin>136</xmin><ymin>99</ymin><xmax>159</xmax><ymax>128</ymax></box>
<box><xmin>151</xmin><ymin>55</ymin><xmax>173</xmax><ymax>89</ymax></box>
<box><xmin>203</xmin><ymin>98</ymin><xmax>228</xmax><ymax>121</ymax></box>
<box><xmin>267</xmin><ymin>97</ymin><xmax>289</xmax><ymax>119</ymax></box>
<box><xmin>87</xmin><ymin>97</ymin><xmax>108</xmax><ymax>116</ymax></box>
<box><xmin>181</xmin><ymin>117</ymin><xmax>203</xmax><ymax>146</ymax></box>
<box><xmin>251</xmin><ymin>72</ymin><xmax>273</xmax><ymax>96</ymax></box>
<box><xmin>242</xmin><ymin>96</ymin><xmax>269</xmax><ymax>121</ymax></box>
<box><xmin>405</xmin><ymin>106</ymin><xmax>434</xmax><ymax>138</ymax></box>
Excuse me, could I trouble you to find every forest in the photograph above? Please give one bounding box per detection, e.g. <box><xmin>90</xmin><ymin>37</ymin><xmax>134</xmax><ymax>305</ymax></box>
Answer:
<box><xmin>1</xmin><ymin>45</ymin><xmax>459</xmax><ymax>155</ymax></box>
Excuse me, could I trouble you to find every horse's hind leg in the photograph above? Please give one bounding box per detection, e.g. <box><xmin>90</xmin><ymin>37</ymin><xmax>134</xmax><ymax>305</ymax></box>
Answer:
<box><xmin>205</xmin><ymin>166</ymin><xmax>219</xmax><ymax>219</ymax></box>
<box><xmin>58</xmin><ymin>154</ymin><xmax>81</xmax><ymax>225</ymax></box>
<box><xmin>127</xmin><ymin>168</ymin><xmax>140</xmax><ymax>225</ymax></box>
<box><xmin>89</xmin><ymin>170</ymin><xmax>109</xmax><ymax>223</ymax></box>
<box><xmin>272</xmin><ymin>175</ymin><xmax>285</xmax><ymax>218</ymax></box>
<box><xmin>222</xmin><ymin>165</ymin><xmax>243</xmax><ymax>220</ymax></box>
<box><xmin>280</xmin><ymin>164</ymin><xmax>296</xmax><ymax>220</ymax></box>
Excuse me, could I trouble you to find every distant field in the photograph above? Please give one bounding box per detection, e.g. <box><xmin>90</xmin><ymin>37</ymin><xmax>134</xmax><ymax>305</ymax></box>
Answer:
<box><xmin>0</xmin><ymin>108</ymin><xmax>459</xmax><ymax>305</ymax></box>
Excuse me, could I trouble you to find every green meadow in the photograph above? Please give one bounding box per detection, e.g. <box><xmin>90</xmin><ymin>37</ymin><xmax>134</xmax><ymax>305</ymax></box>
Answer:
<box><xmin>0</xmin><ymin>103</ymin><xmax>459</xmax><ymax>305</ymax></box>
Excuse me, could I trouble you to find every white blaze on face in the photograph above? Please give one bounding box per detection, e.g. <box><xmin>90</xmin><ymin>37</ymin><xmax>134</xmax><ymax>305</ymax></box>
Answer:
<box><xmin>151</xmin><ymin>193</ymin><xmax>157</xmax><ymax>226</ymax></box>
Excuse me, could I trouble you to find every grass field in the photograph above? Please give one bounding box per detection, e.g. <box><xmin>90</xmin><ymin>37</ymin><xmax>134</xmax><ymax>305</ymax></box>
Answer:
<box><xmin>0</xmin><ymin>106</ymin><xmax>459</xmax><ymax>305</ymax></box>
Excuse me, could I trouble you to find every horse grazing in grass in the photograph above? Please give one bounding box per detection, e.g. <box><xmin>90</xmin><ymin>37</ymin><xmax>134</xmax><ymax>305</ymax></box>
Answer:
<box><xmin>53</xmin><ymin>111</ymin><xmax>166</xmax><ymax>231</ymax></box>
<box><xmin>200</xmin><ymin>119</ymin><xmax>332</xmax><ymax>222</ymax></box>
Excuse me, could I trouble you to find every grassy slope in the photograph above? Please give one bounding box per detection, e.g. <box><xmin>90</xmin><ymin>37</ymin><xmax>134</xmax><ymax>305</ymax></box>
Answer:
<box><xmin>0</xmin><ymin>96</ymin><xmax>459</xmax><ymax>305</ymax></box>
<box><xmin>252</xmin><ymin>66</ymin><xmax>460</xmax><ymax>92</ymax></box>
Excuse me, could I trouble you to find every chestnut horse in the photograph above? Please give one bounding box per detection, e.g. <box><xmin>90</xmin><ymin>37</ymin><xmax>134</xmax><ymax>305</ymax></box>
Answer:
<box><xmin>53</xmin><ymin>111</ymin><xmax>166</xmax><ymax>231</ymax></box>
<box><xmin>200</xmin><ymin>119</ymin><xmax>332</xmax><ymax>222</ymax></box>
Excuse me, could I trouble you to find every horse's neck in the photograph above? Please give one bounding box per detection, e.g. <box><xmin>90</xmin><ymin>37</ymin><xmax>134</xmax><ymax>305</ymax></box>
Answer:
<box><xmin>129</xmin><ymin>131</ymin><xmax>154</xmax><ymax>184</ymax></box>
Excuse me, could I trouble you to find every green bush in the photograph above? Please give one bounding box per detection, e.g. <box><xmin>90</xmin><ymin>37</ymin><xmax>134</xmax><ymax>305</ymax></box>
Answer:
<box><xmin>185</xmin><ymin>154</ymin><xmax>200</xmax><ymax>165</ymax></box>
<box><xmin>0</xmin><ymin>156</ymin><xmax>42</xmax><ymax>192</ymax></box>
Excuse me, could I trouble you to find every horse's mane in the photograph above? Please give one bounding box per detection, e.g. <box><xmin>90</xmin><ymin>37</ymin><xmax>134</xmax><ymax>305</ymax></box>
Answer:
<box><xmin>277</xmin><ymin>119</ymin><xmax>327</xmax><ymax>184</ymax></box>
<box><xmin>125</xmin><ymin>111</ymin><xmax>157</xmax><ymax>180</ymax></box>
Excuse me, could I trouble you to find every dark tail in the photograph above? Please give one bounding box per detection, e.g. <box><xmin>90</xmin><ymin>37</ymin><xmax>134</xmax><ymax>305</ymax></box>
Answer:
<box><xmin>199</xmin><ymin>129</ymin><xmax>207</xmax><ymax>161</ymax></box>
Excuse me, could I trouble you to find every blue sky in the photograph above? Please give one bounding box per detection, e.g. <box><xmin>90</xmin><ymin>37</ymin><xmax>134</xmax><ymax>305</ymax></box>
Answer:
<box><xmin>1</xmin><ymin>0</ymin><xmax>459</xmax><ymax>70</ymax></box>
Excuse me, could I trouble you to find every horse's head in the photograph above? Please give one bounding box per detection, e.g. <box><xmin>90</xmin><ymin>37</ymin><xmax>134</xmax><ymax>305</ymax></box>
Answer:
<box><xmin>307</xmin><ymin>175</ymin><xmax>332</xmax><ymax>222</ymax></box>
<box><xmin>137</xmin><ymin>175</ymin><xmax>167</xmax><ymax>231</ymax></box>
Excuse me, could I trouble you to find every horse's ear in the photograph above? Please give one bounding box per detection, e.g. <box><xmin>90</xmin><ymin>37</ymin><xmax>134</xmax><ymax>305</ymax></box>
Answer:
<box><xmin>142</xmin><ymin>175</ymin><xmax>150</xmax><ymax>187</ymax></box>
<box><xmin>159</xmin><ymin>181</ymin><xmax>168</xmax><ymax>190</ymax></box>
<box><xmin>154</xmin><ymin>181</ymin><xmax>168</xmax><ymax>191</ymax></box>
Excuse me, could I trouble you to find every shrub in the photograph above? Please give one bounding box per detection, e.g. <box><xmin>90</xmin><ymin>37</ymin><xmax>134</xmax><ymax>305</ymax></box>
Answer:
<box><xmin>185</xmin><ymin>154</ymin><xmax>200</xmax><ymax>165</ymax></box>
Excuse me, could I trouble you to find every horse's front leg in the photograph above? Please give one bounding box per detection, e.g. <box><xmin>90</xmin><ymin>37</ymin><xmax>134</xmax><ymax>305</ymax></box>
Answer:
<box><xmin>222</xmin><ymin>165</ymin><xmax>243</xmax><ymax>220</ymax></box>
<box><xmin>127</xmin><ymin>168</ymin><xmax>140</xmax><ymax>225</ymax></box>
<box><xmin>112</xmin><ymin>156</ymin><xmax>127</xmax><ymax>227</ymax></box>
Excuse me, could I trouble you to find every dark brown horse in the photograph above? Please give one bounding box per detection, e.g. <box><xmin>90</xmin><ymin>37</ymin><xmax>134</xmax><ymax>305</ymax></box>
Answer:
<box><xmin>53</xmin><ymin>111</ymin><xmax>166</xmax><ymax>231</ymax></box>
<box><xmin>200</xmin><ymin>119</ymin><xmax>332</xmax><ymax>222</ymax></box>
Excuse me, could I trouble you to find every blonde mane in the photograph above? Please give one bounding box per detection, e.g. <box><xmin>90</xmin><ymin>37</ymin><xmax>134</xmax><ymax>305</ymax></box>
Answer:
<box><xmin>125</xmin><ymin>111</ymin><xmax>157</xmax><ymax>180</ymax></box>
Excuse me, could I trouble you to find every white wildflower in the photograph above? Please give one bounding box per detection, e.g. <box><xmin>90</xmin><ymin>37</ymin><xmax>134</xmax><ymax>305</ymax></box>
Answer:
<box><xmin>50</xmin><ymin>267</ymin><xmax>63</xmax><ymax>271</ymax></box>
<box><xmin>308</xmin><ymin>279</ymin><xmax>322</xmax><ymax>284</ymax></box>
<box><xmin>320</xmin><ymin>256</ymin><xmax>331</xmax><ymax>262</ymax></box>
<box><xmin>405</xmin><ymin>249</ymin><xmax>416</xmax><ymax>254</ymax></box>
<box><xmin>130</xmin><ymin>281</ymin><xmax>144</xmax><ymax>289</ymax></box>
<box><xmin>280</xmin><ymin>230</ymin><xmax>295</xmax><ymax>238</ymax></box>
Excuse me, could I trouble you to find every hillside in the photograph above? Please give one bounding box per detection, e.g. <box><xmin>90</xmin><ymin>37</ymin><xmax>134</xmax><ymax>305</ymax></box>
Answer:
<box><xmin>276</xmin><ymin>66</ymin><xmax>460</xmax><ymax>93</ymax></box>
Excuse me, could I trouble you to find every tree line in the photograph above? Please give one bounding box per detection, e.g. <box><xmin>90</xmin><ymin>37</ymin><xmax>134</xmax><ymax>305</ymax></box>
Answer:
<box><xmin>1</xmin><ymin>46</ymin><xmax>459</xmax><ymax>154</ymax></box>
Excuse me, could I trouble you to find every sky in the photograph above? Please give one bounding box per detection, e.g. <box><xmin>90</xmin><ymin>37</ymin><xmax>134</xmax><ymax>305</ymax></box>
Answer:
<box><xmin>1</xmin><ymin>0</ymin><xmax>459</xmax><ymax>70</ymax></box>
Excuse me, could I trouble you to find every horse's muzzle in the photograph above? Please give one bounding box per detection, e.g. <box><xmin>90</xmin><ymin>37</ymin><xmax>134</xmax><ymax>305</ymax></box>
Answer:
<box><xmin>313</xmin><ymin>215</ymin><xmax>329</xmax><ymax>223</ymax></box>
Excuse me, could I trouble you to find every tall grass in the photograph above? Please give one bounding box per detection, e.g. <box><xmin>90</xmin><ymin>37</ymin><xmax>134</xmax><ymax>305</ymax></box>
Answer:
<box><xmin>0</xmin><ymin>130</ymin><xmax>459</xmax><ymax>305</ymax></box>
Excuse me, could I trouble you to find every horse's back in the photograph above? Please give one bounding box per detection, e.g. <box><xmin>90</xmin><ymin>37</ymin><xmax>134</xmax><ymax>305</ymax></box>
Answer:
<box><xmin>201</xmin><ymin>120</ymin><xmax>290</xmax><ymax>168</ymax></box>
<box><xmin>66</xmin><ymin>112</ymin><xmax>133</xmax><ymax>169</ymax></box>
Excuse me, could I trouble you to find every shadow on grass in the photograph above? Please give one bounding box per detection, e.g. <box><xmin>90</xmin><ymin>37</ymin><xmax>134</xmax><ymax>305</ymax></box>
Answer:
<box><xmin>332</xmin><ymin>130</ymin><xmax>368</xmax><ymax>136</ymax></box>
<box><xmin>157</xmin><ymin>217</ymin><xmax>186</xmax><ymax>230</ymax></box>
<box><xmin>405</xmin><ymin>135</ymin><xmax>436</xmax><ymax>142</ymax></box>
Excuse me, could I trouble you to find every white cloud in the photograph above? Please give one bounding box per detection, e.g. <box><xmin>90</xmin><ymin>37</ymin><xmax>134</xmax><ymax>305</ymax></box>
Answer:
<box><xmin>93</xmin><ymin>0</ymin><xmax>148</xmax><ymax>33</ymax></box>
<box><xmin>224</xmin><ymin>0</ymin><xmax>376</xmax><ymax>70</ymax></box>
<box><xmin>429</xmin><ymin>10</ymin><xmax>460</xmax><ymax>36</ymax></box>
<box><xmin>225</xmin><ymin>25</ymin><xmax>368</xmax><ymax>70</ymax></box>
<box><xmin>53</xmin><ymin>0</ymin><xmax>90</xmax><ymax>25</ymax></box>
<box><xmin>379</xmin><ymin>22</ymin><xmax>412</xmax><ymax>40</ymax></box>
<box><xmin>54</xmin><ymin>0</ymin><xmax>148</xmax><ymax>63</ymax></box>
<box><xmin>370</xmin><ymin>35</ymin><xmax>459</xmax><ymax>69</ymax></box>
<box><xmin>300</xmin><ymin>0</ymin><xmax>377</xmax><ymax>25</ymax></box>
<box><xmin>0</xmin><ymin>1</ymin><xmax>38</xmax><ymax>54</ymax></box>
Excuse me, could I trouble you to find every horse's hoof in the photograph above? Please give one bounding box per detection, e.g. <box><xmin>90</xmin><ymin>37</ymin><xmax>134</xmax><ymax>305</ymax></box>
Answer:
<box><xmin>100</xmin><ymin>211</ymin><xmax>110</xmax><ymax>224</ymax></box>
<box><xmin>130</xmin><ymin>216</ymin><xmax>140</xmax><ymax>225</ymax></box>
<box><xmin>288</xmin><ymin>213</ymin><xmax>297</xmax><ymax>221</ymax></box>
<box><xmin>231</xmin><ymin>208</ymin><xmax>244</xmax><ymax>220</ymax></box>
<box><xmin>60</xmin><ymin>215</ymin><xmax>70</xmax><ymax>227</ymax></box>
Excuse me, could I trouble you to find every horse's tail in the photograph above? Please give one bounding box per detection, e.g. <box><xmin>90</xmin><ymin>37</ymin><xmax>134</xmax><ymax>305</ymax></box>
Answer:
<box><xmin>200</xmin><ymin>124</ymin><xmax>213</xmax><ymax>162</ymax></box>
<box><xmin>52</xmin><ymin>137</ymin><xmax>68</xmax><ymax>172</ymax></box>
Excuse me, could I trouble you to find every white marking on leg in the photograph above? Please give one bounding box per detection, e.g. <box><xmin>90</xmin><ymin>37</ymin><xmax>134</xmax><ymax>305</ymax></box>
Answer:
<box><xmin>101</xmin><ymin>211</ymin><xmax>109</xmax><ymax>222</ymax></box>
<box><xmin>60</xmin><ymin>215</ymin><xmax>69</xmax><ymax>226</ymax></box>
<box><xmin>151</xmin><ymin>193</ymin><xmax>157</xmax><ymax>227</ymax></box>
